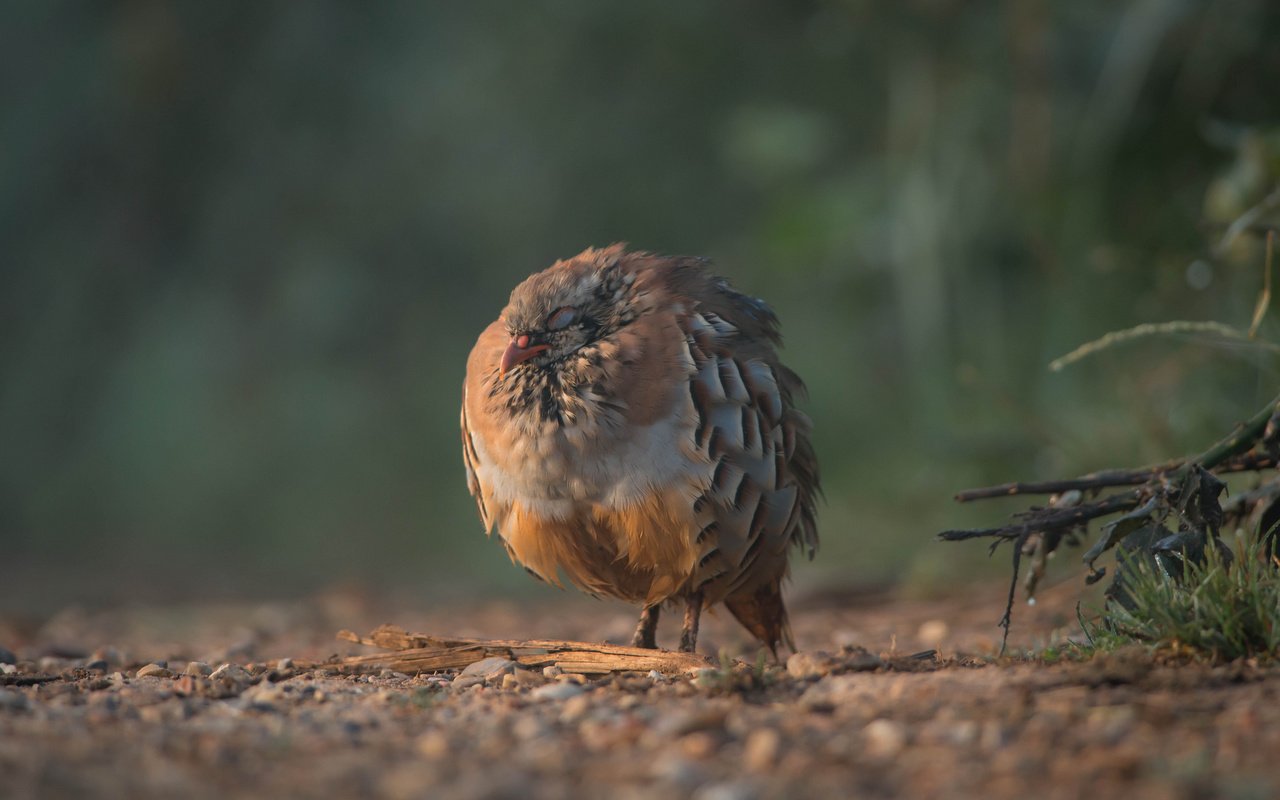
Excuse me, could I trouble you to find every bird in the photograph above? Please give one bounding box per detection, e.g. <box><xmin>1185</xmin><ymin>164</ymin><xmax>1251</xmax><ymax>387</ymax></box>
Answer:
<box><xmin>460</xmin><ymin>244</ymin><xmax>818</xmax><ymax>656</ymax></box>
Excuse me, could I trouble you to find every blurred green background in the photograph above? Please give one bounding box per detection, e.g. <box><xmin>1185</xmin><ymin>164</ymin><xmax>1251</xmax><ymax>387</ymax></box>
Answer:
<box><xmin>3</xmin><ymin>1</ymin><xmax>1279</xmax><ymax>609</ymax></box>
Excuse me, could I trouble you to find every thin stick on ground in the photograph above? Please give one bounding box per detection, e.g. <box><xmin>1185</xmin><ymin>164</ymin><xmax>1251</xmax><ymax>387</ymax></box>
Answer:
<box><xmin>304</xmin><ymin>625</ymin><xmax>712</xmax><ymax>676</ymax></box>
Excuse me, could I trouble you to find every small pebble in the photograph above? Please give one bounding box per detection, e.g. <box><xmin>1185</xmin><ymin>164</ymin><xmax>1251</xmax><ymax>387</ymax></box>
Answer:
<box><xmin>38</xmin><ymin>657</ymin><xmax>66</xmax><ymax>674</ymax></box>
<box><xmin>451</xmin><ymin>676</ymin><xmax>484</xmax><ymax>690</ymax></box>
<box><xmin>542</xmin><ymin>666</ymin><xmax>563</xmax><ymax>678</ymax></box>
<box><xmin>511</xmin><ymin>669</ymin><xmax>543</xmax><ymax>688</ymax></box>
<box><xmin>136</xmin><ymin>663</ymin><xmax>174</xmax><ymax>679</ymax></box>
<box><xmin>559</xmin><ymin>694</ymin><xmax>591</xmax><ymax>721</ymax></box>
<box><xmin>863</xmin><ymin>719</ymin><xmax>907</xmax><ymax>758</ymax></box>
<box><xmin>84</xmin><ymin>660</ymin><xmax>109</xmax><ymax>673</ymax></box>
<box><xmin>787</xmin><ymin>651</ymin><xmax>839</xmax><ymax>679</ymax></box>
<box><xmin>461</xmin><ymin>657</ymin><xmax>516</xmax><ymax>681</ymax></box>
<box><xmin>247</xmin><ymin>684</ymin><xmax>285</xmax><ymax>705</ymax></box>
<box><xmin>531</xmin><ymin>682</ymin><xmax>584</xmax><ymax>701</ymax></box>
<box><xmin>742</xmin><ymin>728</ymin><xmax>782</xmax><ymax>771</ymax></box>
<box><xmin>679</xmin><ymin>731</ymin><xmax>721</xmax><ymax>759</ymax></box>
<box><xmin>0</xmin><ymin>646</ymin><xmax>16</xmax><ymax>665</ymax></box>
<box><xmin>183</xmin><ymin>662</ymin><xmax>213</xmax><ymax>677</ymax></box>
<box><xmin>210</xmin><ymin>663</ymin><xmax>252</xmax><ymax>683</ymax></box>
<box><xmin>275</xmin><ymin>658</ymin><xmax>294</xmax><ymax>671</ymax></box>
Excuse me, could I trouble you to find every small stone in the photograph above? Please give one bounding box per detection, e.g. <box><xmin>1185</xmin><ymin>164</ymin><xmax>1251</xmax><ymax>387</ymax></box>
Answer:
<box><xmin>511</xmin><ymin>669</ymin><xmax>543</xmax><ymax>688</ymax></box>
<box><xmin>451</xmin><ymin>675</ymin><xmax>484</xmax><ymax>690</ymax></box>
<box><xmin>247</xmin><ymin>684</ymin><xmax>285</xmax><ymax>706</ymax></box>
<box><xmin>530</xmin><ymin>682</ymin><xmax>584</xmax><ymax>701</ymax></box>
<box><xmin>461</xmin><ymin>657</ymin><xmax>517</xmax><ymax>681</ymax></box>
<box><xmin>863</xmin><ymin>719</ymin><xmax>907</xmax><ymax>758</ymax></box>
<box><xmin>647</xmin><ymin>670</ymin><xmax>665</xmax><ymax>682</ymax></box>
<box><xmin>787</xmin><ymin>651</ymin><xmax>840</xmax><ymax>679</ymax></box>
<box><xmin>0</xmin><ymin>664</ymin><xmax>16</xmax><ymax>675</ymax></box>
<box><xmin>275</xmin><ymin>657</ymin><xmax>294</xmax><ymax>671</ymax></box>
<box><xmin>183</xmin><ymin>662</ymin><xmax>213</xmax><ymax>676</ymax></box>
<box><xmin>787</xmin><ymin>647</ymin><xmax>882</xmax><ymax>678</ymax></box>
<box><xmin>542</xmin><ymin>666</ymin><xmax>564</xmax><ymax>678</ymax></box>
<box><xmin>501</xmin><ymin>673</ymin><xmax>520</xmax><ymax>690</ymax></box>
<box><xmin>0</xmin><ymin>689</ymin><xmax>28</xmax><ymax>710</ymax></box>
<box><xmin>84</xmin><ymin>660</ymin><xmax>109</xmax><ymax>673</ymax></box>
<box><xmin>0</xmin><ymin>646</ymin><xmax>16</xmax><ymax>665</ymax></box>
<box><xmin>136</xmin><ymin>663</ymin><xmax>174</xmax><ymax>679</ymax></box>
<box><xmin>209</xmin><ymin>663</ymin><xmax>252</xmax><ymax>683</ymax></box>
<box><xmin>559</xmin><ymin>694</ymin><xmax>591</xmax><ymax>722</ymax></box>
<box><xmin>743</xmin><ymin>728</ymin><xmax>782</xmax><ymax>772</ymax></box>
<box><xmin>38</xmin><ymin>656</ymin><xmax>66</xmax><ymax>674</ymax></box>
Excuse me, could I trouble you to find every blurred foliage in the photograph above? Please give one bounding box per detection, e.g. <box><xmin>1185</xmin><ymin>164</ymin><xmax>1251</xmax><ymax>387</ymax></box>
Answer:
<box><xmin>2</xmin><ymin>1</ymin><xmax>1280</xmax><ymax>605</ymax></box>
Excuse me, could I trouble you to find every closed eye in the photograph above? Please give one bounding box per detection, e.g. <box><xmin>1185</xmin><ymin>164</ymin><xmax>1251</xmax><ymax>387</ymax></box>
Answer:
<box><xmin>546</xmin><ymin>306</ymin><xmax>578</xmax><ymax>330</ymax></box>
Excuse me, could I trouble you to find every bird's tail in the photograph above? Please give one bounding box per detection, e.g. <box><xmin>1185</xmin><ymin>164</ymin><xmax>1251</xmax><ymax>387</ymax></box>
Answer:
<box><xmin>723</xmin><ymin>581</ymin><xmax>794</xmax><ymax>659</ymax></box>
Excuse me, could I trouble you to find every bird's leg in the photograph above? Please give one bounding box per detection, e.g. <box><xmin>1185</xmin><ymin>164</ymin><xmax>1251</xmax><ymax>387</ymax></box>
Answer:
<box><xmin>679</xmin><ymin>592</ymin><xmax>703</xmax><ymax>653</ymax></box>
<box><xmin>631</xmin><ymin>604</ymin><xmax>660</xmax><ymax>649</ymax></box>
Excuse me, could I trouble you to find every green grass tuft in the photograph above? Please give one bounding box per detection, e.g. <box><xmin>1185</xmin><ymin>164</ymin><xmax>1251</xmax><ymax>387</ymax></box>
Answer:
<box><xmin>1099</xmin><ymin>531</ymin><xmax>1280</xmax><ymax>661</ymax></box>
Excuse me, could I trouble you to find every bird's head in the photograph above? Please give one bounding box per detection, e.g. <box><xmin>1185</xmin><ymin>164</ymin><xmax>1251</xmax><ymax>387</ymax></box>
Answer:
<box><xmin>498</xmin><ymin>248</ymin><xmax>635</xmax><ymax>377</ymax></box>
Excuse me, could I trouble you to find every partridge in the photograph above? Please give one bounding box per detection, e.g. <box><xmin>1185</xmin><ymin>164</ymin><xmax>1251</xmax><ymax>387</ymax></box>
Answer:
<box><xmin>460</xmin><ymin>245</ymin><xmax>819</xmax><ymax>655</ymax></box>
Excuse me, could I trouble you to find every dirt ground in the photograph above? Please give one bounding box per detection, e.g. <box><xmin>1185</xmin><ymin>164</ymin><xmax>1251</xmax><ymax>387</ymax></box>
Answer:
<box><xmin>1</xmin><ymin>577</ymin><xmax>1277</xmax><ymax>800</ymax></box>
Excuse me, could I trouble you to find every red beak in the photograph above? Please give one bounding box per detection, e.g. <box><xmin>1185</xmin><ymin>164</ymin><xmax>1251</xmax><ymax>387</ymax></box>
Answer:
<box><xmin>500</xmin><ymin>334</ymin><xmax>550</xmax><ymax>376</ymax></box>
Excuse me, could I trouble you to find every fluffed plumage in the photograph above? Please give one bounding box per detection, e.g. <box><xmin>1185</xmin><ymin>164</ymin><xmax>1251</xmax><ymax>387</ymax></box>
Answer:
<box><xmin>461</xmin><ymin>245</ymin><xmax>819</xmax><ymax>655</ymax></box>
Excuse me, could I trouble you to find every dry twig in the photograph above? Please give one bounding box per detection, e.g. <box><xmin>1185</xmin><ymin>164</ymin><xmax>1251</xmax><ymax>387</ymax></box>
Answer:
<box><xmin>305</xmin><ymin>625</ymin><xmax>712</xmax><ymax>676</ymax></box>
<box><xmin>940</xmin><ymin>393</ymin><xmax>1280</xmax><ymax>650</ymax></box>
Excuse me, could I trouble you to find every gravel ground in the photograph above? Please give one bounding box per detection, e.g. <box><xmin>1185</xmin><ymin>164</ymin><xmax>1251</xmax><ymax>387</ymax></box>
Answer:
<box><xmin>1</xmin><ymin>581</ymin><xmax>1278</xmax><ymax>800</ymax></box>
